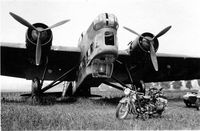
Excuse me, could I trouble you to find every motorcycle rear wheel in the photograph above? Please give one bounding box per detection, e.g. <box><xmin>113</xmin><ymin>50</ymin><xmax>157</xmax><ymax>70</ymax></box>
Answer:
<box><xmin>116</xmin><ymin>102</ymin><xmax>129</xmax><ymax>119</ymax></box>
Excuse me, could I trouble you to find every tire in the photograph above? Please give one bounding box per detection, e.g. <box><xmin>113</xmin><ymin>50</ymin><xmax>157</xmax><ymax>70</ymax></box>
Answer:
<box><xmin>32</xmin><ymin>77</ymin><xmax>41</xmax><ymax>95</ymax></box>
<box><xmin>195</xmin><ymin>98</ymin><xmax>200</xmax><ymax>110</ymax></box>
<box><xmin>31</xmin><ymin>77</ymin><xmax>41</xmax><ymax>104</ymax></box>
<box><xmin>184</xmin><ymin>100</ymin><xmax>191</xmax><ymax>107</ymax></box>
<box><xmin>31</xmin><ymin>95</ymin><xmax>41</xmax><ymax>105</ymax></box>
<box><xmin>116</xmin><ymin>102</ymin><xmax>129</xmax><ymax>119</ymax></box>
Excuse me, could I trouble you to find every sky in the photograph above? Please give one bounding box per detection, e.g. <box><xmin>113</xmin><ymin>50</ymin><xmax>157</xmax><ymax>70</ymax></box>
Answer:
<box><xmin>1</xmin><ymin>0</ymin><xmax>200</xmax><ymax>91</ymax></box>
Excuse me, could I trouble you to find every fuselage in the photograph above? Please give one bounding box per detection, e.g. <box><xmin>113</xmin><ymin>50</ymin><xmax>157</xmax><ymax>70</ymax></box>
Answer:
<box><xmin>76</xmin><ymin>13</ymin><xmax>119</xmax><ymax>90</ymax></box>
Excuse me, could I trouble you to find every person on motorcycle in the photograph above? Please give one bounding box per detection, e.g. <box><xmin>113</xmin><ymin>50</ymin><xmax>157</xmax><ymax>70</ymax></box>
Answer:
<box><xmin>135</xmin><ymin>80</ymin><xmax>146</xmax><ymax>95</ymax></box>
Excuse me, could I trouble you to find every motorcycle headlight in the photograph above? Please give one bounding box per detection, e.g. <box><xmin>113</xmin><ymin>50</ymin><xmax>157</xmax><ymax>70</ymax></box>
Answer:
<box><xmin>124</xmin><ymin>88</ymin><xmax>131</xmax><ymax>95</ymax></box>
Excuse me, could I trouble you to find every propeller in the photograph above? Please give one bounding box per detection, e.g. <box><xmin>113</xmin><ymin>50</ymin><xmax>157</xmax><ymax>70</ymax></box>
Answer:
<box><xmin>42</xmin><ymin>19</ymin><xmax>70</xmax><ymax>31</ymax></box>
<box><xmin>153</xmin><ymin>26</ymin><xmax>172</xmax><ymax>40</ymax></box>
<box><xmin>9</xmin><ymin>12</ymin><xmax>37</xmax><ymax>30</ymax></box>
<box><xmin>123</xmin><ymin>26</ymin><xmax>171</xmax><ymax>71</ymax></box>
<box><xmin>9</xmin><ymin>12</ymin><xmax>70</xmax><ymax>66</ymax></box>
<box><xmin>150</xmin><ymin>41</ymin><xmax>158</xmax><ymax>71</ymax></box>
<box><xmin>123</xmin><ymin>26</ymin><xmax>142</xmax><ymax>38</ymax></box>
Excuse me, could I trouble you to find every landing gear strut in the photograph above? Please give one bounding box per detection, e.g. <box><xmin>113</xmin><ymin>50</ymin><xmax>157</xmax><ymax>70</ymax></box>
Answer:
<box><xmin>29</xmin><ymin>65</ymin><xmax>78</xmax><ymax>104</ymax></box>
<box><xmin>74</xmin><ymin>87</ymin><xmax>91</xmax><ymax>97</ymax></box>
<box><xmin>62</xmin><ymin>81</ymin><xmax>73</xmax><ymax>97</ymax></box>
<box><xmin>103</xmin><ymin>62</ymin><xmax>145</xmax><ymax>93</ymax></box>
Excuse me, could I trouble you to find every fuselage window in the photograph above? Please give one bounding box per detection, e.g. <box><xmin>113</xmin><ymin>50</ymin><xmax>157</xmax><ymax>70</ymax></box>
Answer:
<box><xmin>105</xmin><ymin>31</ymin><xmax>114</xmax><ymax>46</ymax></box>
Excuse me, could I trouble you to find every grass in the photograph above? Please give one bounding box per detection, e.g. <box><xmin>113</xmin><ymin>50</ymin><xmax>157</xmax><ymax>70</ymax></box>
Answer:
<box><xmin>1</xmin><ymin>89</ymin><xmax>200</xmax><ymax>130</ymax></box>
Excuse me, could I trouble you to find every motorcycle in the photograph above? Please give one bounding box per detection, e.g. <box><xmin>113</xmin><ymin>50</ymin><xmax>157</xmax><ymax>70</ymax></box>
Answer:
<box><xmin>116</xmin><ymin>87</ymin><xmax>168</xmax><ymax>120</ymax></box>
<box><xmin>147</xmin><ymin>87</ymin><xmax>168</xmax><ymax>116</ymax></box>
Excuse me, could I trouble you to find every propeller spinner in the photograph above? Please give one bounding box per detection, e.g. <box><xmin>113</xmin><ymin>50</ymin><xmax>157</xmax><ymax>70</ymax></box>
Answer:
<box><xmin>123</xmin><ymin>26</ymin><xmax>172</xmax><ymax>71</ymax></box>
<box><xmin>9</xmin><ymin>12</ymin><xmax>70</xmax><ymax>66</ymax></box>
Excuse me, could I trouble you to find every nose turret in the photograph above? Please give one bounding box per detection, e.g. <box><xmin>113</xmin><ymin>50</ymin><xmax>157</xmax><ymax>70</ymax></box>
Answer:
<box><xmin>93</xmin><ymin>13</ymin><xmax>119</xmax><ymax>31</ymax></box>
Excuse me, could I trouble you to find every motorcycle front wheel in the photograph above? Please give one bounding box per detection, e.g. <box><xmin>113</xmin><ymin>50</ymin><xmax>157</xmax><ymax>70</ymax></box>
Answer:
<box><xmin>116</xmin><ymin>102</ymin><xmax>129</xmax><ymax>119</ymax></box>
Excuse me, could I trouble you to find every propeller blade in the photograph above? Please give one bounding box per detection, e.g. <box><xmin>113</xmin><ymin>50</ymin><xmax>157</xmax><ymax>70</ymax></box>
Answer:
<box><xmin>123</xmin><ymin>26</ymin><xmax>150</xmax><ymax>41</ymax></box>
<box><xmin>150</xmin><ymin>43</ymin><xmax>158</xmax><ymax>71</ymax></box>
<box><xmin>9</xmin><ymin>12</ymin><xmax>37</xmax><ymax>30</ymax></box>
<box><xmin>42</xmin><ymin>19</ymin><xmax>70</xmax><ymax>31</ymax></box>
<box><xmin>123</xmin><ymin>26</ymin><xmax>141</xmax><ymax>37</ymax></box>
<box><xmin>35</xmin><ymin>33</ymin><xmax>42</xmax><ymax>66</ymax></box>
<box><xmin>153</xmin><ymin>26</ymin><xmax>172</xmax><ymax>39</ymax></box>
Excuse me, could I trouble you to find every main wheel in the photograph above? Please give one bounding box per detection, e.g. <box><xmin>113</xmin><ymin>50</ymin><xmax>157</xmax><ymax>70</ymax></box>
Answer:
<box><xmin>74</xmin><ymin>86</ymin><xmax>91</xmax><ymax>97</ymax></box>
<box><xmin>116</xmin><ymin>102</ymin><xmax>129</xmax><ymax>119</ymax></box>
<box><xmin>31</xmin><ymin>77</ymin><xmax>41</xmax><ymax>104</ymax></box>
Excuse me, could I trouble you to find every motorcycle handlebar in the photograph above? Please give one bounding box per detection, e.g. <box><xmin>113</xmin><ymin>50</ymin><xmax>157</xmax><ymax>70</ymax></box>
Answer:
<box><xmin>127</xmin><ymin>90</ymin><xmax>143</xmax><ymax>96</ymax></box>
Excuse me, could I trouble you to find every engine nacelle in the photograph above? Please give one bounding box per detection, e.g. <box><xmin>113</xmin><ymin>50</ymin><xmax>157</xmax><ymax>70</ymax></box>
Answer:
<box><xmin>129</xmin><ymin>32</ymin><xmax>159</xmax><ymax>63</ymax></box>
<box><xmin>26</xmin><ymin>23</ymin><xmax>53</xmax><ymax>65</ymax></box>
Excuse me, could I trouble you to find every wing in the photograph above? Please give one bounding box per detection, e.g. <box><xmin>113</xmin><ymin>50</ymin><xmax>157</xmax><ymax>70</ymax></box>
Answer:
<box><xmin>113</xmin><ymin>50</ymin><xmax>200</xmax><ymax>83</ymax></box>
<box><xmin>1</xmin><ymin>42</ymin><xmax>81</xmax><ymax>80</ymax></box>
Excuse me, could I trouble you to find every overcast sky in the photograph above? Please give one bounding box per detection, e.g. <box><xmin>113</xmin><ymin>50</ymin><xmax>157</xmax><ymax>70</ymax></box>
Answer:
<box><xmin>1</xmin><ymin>0</ymin><xmax>200</xmax><ymax>91</ymax></box>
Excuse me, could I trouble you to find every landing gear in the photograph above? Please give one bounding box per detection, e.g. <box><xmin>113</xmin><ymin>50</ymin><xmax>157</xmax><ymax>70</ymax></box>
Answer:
<box><xmin>104</xmin><ymin>62</ymin><xmax>145</xmax><ymax>92</ymax></box>
<box><xmin>62</xmin><ymin>82</ymin><xmax>73</xmax><ymax>98</ymax></box>
<box><xmin>74</xmin><ymin>87</ymin><xmax>91</xmax><ymax>97</ymax></box>
<box><xmin>31</xmin><ymin>77</ymin><xmax>41</xmax><ymax>104</ymax></box>
<box><xmin>59</xmin><ymin>81</ymin><xmax>92</xmax><ymax>100</ymax></box>
<box><xmin>29</xmin><ymin>66</ymin><xmax>78</xmax><ymax>104</ymax></box>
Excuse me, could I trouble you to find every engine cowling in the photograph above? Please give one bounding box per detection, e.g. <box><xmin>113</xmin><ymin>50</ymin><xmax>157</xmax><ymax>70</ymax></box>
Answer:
<box><xmin>124</xmin><ymin>25</ymin><xmax>171</xmax><ymax>71</ymax></box>
<box><xmin>129</xmin><ymin>32</ymin><xmax>159</xmax><ymax>63</ymax></box>
<box><xmin>9</xmin><ymin>12</ymin><xmax>69</xmax><ymax>66</ymax></box>
<box><xmin>26</xmin><ymin>23</ymin><xmax>53</xmax><ymax>65</ymax></box>
<box><xmin>130</xmin><ymin>32</ymin><xmax>159</xmax><ymax>54</ymax></box>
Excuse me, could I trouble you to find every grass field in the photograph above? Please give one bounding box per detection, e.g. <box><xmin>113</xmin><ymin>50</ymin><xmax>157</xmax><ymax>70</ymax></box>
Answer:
<box><xmin>1</xmin><ymin>88</ymin><xmax>200</xmax><ymax>130</ymax></box>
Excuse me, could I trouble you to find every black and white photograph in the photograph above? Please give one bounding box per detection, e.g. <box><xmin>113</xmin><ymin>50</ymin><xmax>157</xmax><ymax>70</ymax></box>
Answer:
<box><xmin>1</xmin><ymin>0</ymin><xmax>200</xmax><ymax>130</ymax></box>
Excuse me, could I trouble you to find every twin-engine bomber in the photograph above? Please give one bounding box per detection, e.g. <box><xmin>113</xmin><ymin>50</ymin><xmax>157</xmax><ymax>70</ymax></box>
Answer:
<box><xmin>1</xmin><ymin>12</ymin><xmax>200</xmax><ymax>103</ymax></box>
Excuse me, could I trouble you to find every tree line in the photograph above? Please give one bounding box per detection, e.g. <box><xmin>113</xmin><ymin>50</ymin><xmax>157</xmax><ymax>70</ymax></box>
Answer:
<box><xmin>145</xmin><ymin>79</ymin><xmax>200</xmax><ymax>90</ymax></box>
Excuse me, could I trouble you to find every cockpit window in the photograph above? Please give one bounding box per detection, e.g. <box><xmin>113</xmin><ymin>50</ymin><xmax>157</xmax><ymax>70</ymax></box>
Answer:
<box><xmin>93</xmin><ymin>13</ymin><xmax>118</xmax><ymax>31</ymax></box>
<box><xmin>105</xmin><ymin>31</ymin><xmax>114</xmax><ymax>45</ymax></box>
